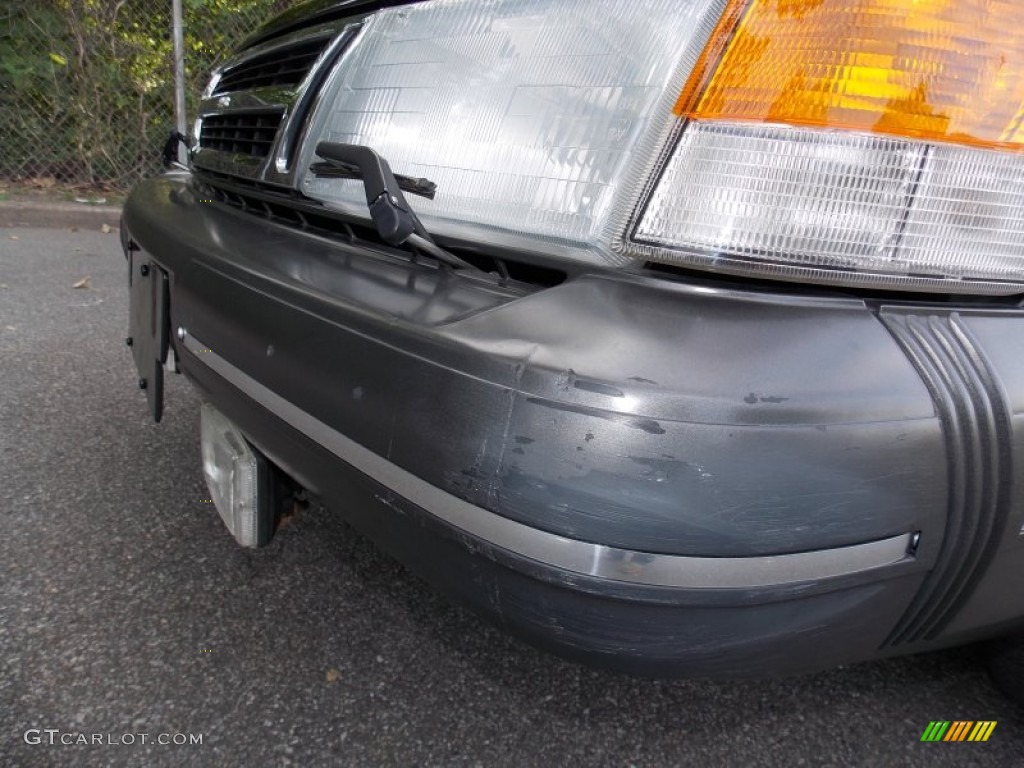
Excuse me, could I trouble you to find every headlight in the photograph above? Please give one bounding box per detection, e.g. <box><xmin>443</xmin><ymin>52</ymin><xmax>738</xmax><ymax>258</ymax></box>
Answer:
<box><xmin>299</xmin><ymin>0</ymin><xmax>729</xmax><ymax>264</ymax></box>
<box><xmin>300</xmin><ymin>0</ymin><xmax>1024</xmax><ymax>294</ymax></box>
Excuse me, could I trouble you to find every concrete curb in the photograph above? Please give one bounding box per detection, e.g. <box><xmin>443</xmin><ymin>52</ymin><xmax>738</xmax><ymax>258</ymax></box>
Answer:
<box><xmin>0</xmin><ymin>200</ymin><xmax>122</xmax><ymax>231</ymax></box>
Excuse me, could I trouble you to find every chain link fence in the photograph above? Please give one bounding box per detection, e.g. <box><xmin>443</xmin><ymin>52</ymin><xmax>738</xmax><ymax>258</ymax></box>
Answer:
<box><xmin>1</xmin><ymin>0</ymin><xmax>298</xmax><ymax>193</ymax></box>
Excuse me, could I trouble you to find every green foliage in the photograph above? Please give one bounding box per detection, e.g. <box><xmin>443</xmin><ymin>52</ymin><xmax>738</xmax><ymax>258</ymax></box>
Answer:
<box><xmin>0</xmin><ymin>0</ymin><xmax>292</xmax><ymax>188</ymax></box>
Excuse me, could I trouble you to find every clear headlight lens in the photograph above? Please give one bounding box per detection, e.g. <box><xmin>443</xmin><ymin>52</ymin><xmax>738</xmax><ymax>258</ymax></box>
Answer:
<box><xmin>300</xmin><ymin>0</ymin><xmax>1024</xmax><ymax>294</ymax></box>
<box><xmin>300</xmin><ymin>0</ymin><xmax>727</xmax><ymax>264</ymax></box>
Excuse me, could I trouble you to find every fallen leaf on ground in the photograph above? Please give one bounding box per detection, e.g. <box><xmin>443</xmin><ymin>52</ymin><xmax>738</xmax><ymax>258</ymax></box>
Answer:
<box><xmin>325</xmin><ymin>668</ymin><xmax>340</xmax><ymax>684</ymax></box>
<box><xmin>101</xmin><ymin>223</ymin><xmax>112</xmax><ymax>234</ymax></box>
<box><xmin>72</xmin><ymin>276</ymin><xmax>90</xmax><ymax>289</ymax></box>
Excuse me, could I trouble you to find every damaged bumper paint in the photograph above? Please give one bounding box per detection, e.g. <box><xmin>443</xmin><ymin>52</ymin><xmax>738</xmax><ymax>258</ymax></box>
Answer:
<box><xmin>121</xmin><ymin>174</ymin><xmax>1024</xmax><ymax>676</ymax></box>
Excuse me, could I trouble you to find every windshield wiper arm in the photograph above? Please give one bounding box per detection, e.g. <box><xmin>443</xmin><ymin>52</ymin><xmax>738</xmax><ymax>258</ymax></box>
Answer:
<box><xmin>312</xmin><ymin>142</ymin><xmax>472</xmax><ymax>271</ymax></box>
<box><xmin>309</xmin><ymin>160</ymin><xmax>436</xmax><ymax>200</ymax></box>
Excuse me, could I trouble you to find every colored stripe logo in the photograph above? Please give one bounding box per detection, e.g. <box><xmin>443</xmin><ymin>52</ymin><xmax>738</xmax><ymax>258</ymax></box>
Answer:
<box><xmin>920</xmin><ymin>721</ymin><xmax>997</xmax><ymax>742</ymax></box>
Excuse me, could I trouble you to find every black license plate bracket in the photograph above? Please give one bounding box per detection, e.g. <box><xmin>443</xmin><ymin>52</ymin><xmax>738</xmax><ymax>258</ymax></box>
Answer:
<box><xmin>128</xmin><ymin>250</ymin><xmax>170</xmax><ymax>422</ymax></box>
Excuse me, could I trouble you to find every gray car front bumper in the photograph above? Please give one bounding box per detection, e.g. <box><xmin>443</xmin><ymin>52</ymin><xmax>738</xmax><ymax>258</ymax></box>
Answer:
<box><xmin>121</xmin><ymin>173</ymin><xmax>1024</xmax><ymax>675</ymax></box>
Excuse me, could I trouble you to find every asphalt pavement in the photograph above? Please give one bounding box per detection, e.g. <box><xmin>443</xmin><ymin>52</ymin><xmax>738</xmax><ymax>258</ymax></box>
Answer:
<box><xmin>1</xmin><ymin>226</ymin><xmax>1022</xmax><ymax>767</ymax></box>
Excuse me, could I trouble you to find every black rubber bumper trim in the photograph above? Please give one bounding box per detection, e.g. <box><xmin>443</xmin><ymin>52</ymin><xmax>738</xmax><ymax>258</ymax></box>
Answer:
<box><xmin>880</xmin><ymin>311</ymin><xmax>1014</xmax><ymax>644</ymax></box>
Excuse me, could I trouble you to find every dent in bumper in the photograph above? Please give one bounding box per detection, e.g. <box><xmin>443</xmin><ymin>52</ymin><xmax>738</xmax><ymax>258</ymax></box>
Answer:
<box><xmin>182</xmin><ymin>328</ymin><xmax>915</xmax><ymax>590</ymax></box>
<box><xmin>121</xmin><ymin>174</ymin><xmax>1024</xmax><ymax>670</ymax></box>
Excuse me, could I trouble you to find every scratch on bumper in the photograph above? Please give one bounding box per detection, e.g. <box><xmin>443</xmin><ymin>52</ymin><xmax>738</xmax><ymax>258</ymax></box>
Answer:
<box><xmin>182</xmin><ymin>330</ymin><xmax>914</xmax><ymax>589</ymax></box>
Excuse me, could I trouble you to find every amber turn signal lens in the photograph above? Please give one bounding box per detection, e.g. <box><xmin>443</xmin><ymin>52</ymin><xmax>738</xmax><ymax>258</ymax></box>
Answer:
<box><xmin>676</xmin><ymin>0</ymin><xmax>1024</xmax><ymax>152</ymax></box>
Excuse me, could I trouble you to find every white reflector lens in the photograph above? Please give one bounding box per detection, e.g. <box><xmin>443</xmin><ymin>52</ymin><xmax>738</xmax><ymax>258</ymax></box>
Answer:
<box><xmin>636</xmin><ymin>122</ymin><xmax>923</xmax><ymax>268</ymax></box>
<box><xmin>634</xmin><ymin>122</ymin><xmax>1024</xmax><ymax>293</ymax></box>
<box><xmin>300</xmin><ymin>0</ymin><xmax>725</xmax><ymax>263</ymax></box>
<box><xmin>901</xmin><ymin>145</ymin><xmax>1024</xmax><ymax>282</ymax></box>
<box><xmin>200</xmin><ymin>402</ymin><xmax>266</xmax><ymax>548</ymax></box>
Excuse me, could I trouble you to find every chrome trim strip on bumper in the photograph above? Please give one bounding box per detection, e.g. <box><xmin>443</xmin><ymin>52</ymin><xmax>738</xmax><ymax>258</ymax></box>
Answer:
<box><xmin>182</xmin><ymin>330</ymin><xmax>913</xmax><ymax>589</ymax></box>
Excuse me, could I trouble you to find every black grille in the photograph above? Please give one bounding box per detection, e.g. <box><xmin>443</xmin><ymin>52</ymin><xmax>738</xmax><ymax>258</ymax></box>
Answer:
<box><xmin>212</xmin><ymin>37</ymin><xmax>330</xmax><ymax>95</ymax></box>
<box><xmin>199</xmin><ymin>111</ymin><xmax>284</xmax><ymax>158</ymax></box>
